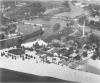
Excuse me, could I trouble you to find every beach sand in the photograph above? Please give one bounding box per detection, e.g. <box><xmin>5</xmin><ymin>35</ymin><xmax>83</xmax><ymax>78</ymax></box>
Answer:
<box><xmin>0</xmin><ymin>54</ymin><xmax>100</xmax><ymax>83</ymax></box>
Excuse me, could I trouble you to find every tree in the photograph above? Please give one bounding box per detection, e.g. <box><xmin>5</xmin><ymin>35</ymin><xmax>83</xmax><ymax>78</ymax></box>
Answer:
<box><xmin>28</xmin><ymin>2</ymin><xmax>46</xmax><ymax>16</ymax></box>
<box><xmin>3</xmin><ymin>1</ymin><xmax>16</xmax><ymax>8</ymax></box>
<box><xmin>62</xmin><ymin>1</ymin><xmax>70</xmax><ymax>8</ymax></box>
<box><xmin>62</xmin><ymin>1</ymin><xmax>71</xmax><ymax>12</ymax></box>
<box><xmin>88</xmin><ymin>21</ymin><xmax>100</xmax><ymax>31</ymax></box>
<box><xmin>33</xmin><ymin>42</ymin><xmax>42</xmax><ymax>49</ymax></box>
<box><xmin>1</xmin><ymin>15</ymin><xmax>11</xmax><ymax>26</ymax></box>
<box><xmin>17</xmin><ymin>37</ymin><xmax>23</xmax><ymax>48</ymax></box>
<box><xmin>9</xmin><ymin>2</ymin><xmax>46</xmax><ymax>20</ymax></box>
<box><xmin>53</xmin><ymin>23</ymin><xmax>61</xmax><ymax>32</ymax></box>
<box><xmin>0</xmin><ymin>33</ymin><xmax>5</xmax><ymax>39</ymax></box>
<box><xmin>78</xmin><ymin>15</ymin><xmax>89</xmax><ymax>25</ymax></box>
<box><xmin>87</xmin><ymin>4</ymin><xmax>100</xmax><ymax>17</ymax></box>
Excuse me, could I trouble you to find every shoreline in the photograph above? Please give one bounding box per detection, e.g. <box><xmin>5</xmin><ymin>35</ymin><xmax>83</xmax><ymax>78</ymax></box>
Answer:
<box><xmin>0</xmin><ymin>55</ymin><xmax>100</xmax><ymax>83</ymax></box>
<box><xmin>0</xmin><ymin>68</ymin><xmax>68</xmax><ymax>82</ymax></box>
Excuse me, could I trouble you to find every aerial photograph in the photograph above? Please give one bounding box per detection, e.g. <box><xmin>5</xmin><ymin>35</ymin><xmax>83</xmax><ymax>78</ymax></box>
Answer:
<box><xmin>0</xmin><ymin>0</ymin><xmax>100</xmax><ymax>83</ymax></box>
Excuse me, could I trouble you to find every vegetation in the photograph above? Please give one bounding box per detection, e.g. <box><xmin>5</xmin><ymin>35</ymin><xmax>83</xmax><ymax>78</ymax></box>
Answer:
<box><xmin>1</xmin><ymin>24</ymin><xmax>17</xmax><ymax>34</ymax></box>
<box><xmin>87</xmin><ymin>4</ymin><xmax>100</xmax><ymax>17</ymax></box>
<box><xmin>2</xmin><ymin>1</ymin><xmax>16</xmax><ymax>8</ymax></box>
<box><xmin>88</xmin><ymin>21</ymin><xmax>100</xmax><ymax>31</ymax></box>
<box><xmin>78</xmin><ymin>14</ymin><xmax>100</xmax><ymax>31</ymax></box>
<box><xmin>62</xmin><ymin>1</ymin><xmax>71</xmax><ymax>12</ymax></box>
<box><xmin>9</xmin><ymin>2</ymin><xmax>46</xmax><ymax>20</ymax></box>
<box><xmin>53</xmin><ymin>23</ymin><xmax>61</xmax><ymax>32</ymax></box>
<box><xmin>62</xmin><ymin>1</ymin><xmax>70</xmax><ymax>8</ymax></box>
<box><xmin>1</xmin><ymin>15</ymin><xmax>11</xmax><ymax>26</ymax></box>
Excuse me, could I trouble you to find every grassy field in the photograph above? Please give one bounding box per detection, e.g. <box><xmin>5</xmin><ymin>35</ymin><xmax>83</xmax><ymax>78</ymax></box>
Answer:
<box><xmin>16</xmin><ymin>3</ymin><xmax>82</xmax><ymax>42</ymax></box>
<box><xmin>3</xmin><ymin>0</ymin><xmax>100</xmax><ymax>44</ymax></box>
<box><xmin>17</xmin><ymin>18</ymin><xmax>67</xmax><ymax>41</ymax></box>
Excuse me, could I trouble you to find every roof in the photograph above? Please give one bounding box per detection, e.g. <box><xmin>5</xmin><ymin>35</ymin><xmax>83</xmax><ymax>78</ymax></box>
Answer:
<box><xmin>8</xmin><ymin>48</ymin><xmax>25</xmax><ymax>55</ymax></box>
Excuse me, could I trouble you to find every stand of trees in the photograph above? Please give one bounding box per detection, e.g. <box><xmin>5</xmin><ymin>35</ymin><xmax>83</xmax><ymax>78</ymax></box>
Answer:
<box><xmin>9</xmin><ymin>2</ymin><xmax>46</xmax><ymax>21</ymax></box>
<box><xmin>87</xmin><ymin>4</ymin><xmax>100</xmax><ymax>17</ymax></box>
<box><xmin>62</xmin><ymin>1</ymin><xmax>70</xmax><ymax>8</ymax></box>
<box><xmin>2</xmin><ymin>1</ymin><xmax>16</xmax><ymax>8</ymax></box>
<box><xmin>62</xmin><ymin>0</ymin><xmax>71</xmax><ymax>12</ymax></box>
<box><xmin>53</xmin><ymin>23</ymin><xmax>61</xmax><ymax>32</ymax></box>
<box><xmin>1</xmin><ymin>14</ymin><xmax>11</xmax><ymax>26</ymax></box>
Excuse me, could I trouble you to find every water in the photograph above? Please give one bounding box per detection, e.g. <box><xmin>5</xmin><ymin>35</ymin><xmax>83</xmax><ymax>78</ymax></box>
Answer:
<box><xmin>0</xmin><ymin>68</ymin><xmax>77</xmax><ymax>82</ymax></box>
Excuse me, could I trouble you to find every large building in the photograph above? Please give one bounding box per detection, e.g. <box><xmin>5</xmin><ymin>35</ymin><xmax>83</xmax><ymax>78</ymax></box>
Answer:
<box><xmin>0</xmin><ymin>28</ymin><xmax>44</xmax><ymax>49</ymax></box>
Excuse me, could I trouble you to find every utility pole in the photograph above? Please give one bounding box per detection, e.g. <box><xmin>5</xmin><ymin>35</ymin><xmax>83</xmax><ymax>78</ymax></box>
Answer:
<box><xmin>82</xmin><ymin>20</ymin><xmax>85</xmax><ymax>37</ymax></box>
<box><xmin>1</xmin><ymin>2</ymin><xmax>4</xmax><ymax>14</ymax></box>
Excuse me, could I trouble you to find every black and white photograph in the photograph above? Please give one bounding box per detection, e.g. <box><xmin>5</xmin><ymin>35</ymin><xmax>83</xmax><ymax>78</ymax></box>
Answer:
<box><xmin>0</xmin><ymin>0</ymin><xmax>100</xmax><ymax>83</ymax></box>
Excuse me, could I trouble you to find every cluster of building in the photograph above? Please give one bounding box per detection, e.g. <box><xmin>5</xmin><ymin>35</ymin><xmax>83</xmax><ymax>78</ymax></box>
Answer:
<box><xmin>1</xmin><ymin>0</ymin><xmax>100</xmax><ymax>72</ymax></box>
<box><xmin>0</xmin><ymin>38</ymin><xmax>99</xmax><ymax>70</ymax></box>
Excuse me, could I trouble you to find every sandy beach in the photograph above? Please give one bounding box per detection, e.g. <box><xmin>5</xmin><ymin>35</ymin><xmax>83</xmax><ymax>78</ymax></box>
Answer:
<box><xmin>1</xmin><ymin>0</ymin><xmax>100</xmax><ymax>83</ymax></box>
<box><xmin>0</xmin><ymin>54</ymin><xmax>100</xmax><ymax>83</ymax></box>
